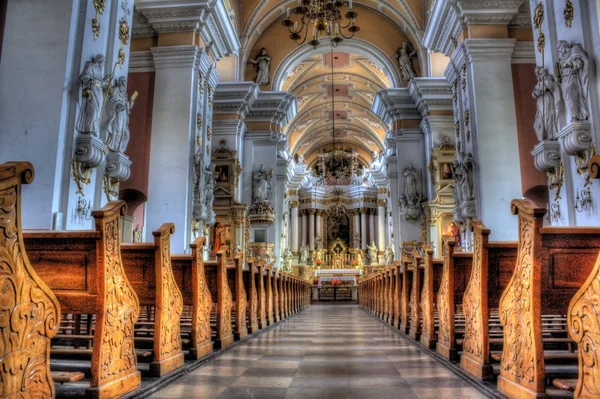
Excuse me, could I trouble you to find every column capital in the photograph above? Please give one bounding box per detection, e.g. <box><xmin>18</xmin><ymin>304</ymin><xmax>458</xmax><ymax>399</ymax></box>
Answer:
<box><xmin>360</xmin><ymin>207</ymin><xmax>368</xmax><ymax>215</ymax></box>
<box><xmin>377</xmin><ymin>199</ymin><xmax>388</xmax><ymax>208</ymax></box>
<box><xmin>308</xmin><ymin>209</ymin><xmax>316</xmax><ymax>215</ymax></box>
<box><xmin>290</xmin><ymin>201</ymin><xmax>299</xmax><ymax>209</ymax></box>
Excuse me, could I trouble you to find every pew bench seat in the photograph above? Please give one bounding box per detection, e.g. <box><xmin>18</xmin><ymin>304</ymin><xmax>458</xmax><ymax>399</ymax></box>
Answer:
<box><xmin>552</xmin><ymin>378</ymin><xmax>577</xmax><ymax>392</ymax></box>
<box><xmin>51</xmin><ymin>371</ymin><xmax>86</xmax><ymax>384</ymax></box>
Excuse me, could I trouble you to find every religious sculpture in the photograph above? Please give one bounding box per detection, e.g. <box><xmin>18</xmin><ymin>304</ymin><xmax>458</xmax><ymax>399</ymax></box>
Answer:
<box><xmin>105</xmin><ymin>77</ymin><xmax>136</xmax><ymax>154</ymax></box>
<box><xmin>384</xmin><ymin>245</ymin><xmax>395</xmax><ymax>265</ymax></box>
<box><xmin>395</xmin><ymin>42</ymin><xmax>417</xmax><ymax>82</ymax></box>
<box><xmin>533</xmin><ymin>67</ymin><xmax>560</xmax><ymax>142</ymax></box>
<box><xmin>299</xmin><ymin>244</ymin><xmax>310</xmax><ymax>264</ymax></box>
<box><xmin>399</xmin><ymin>163</ymin><xmax>425</xmax><ymax>221</ymax></box>
<box><xmin>281</xmin><ymin>247</ymin><xmax>293</xmax><ymax>272</ymax></box>
<box><xmin>448</xmin><ymin>222</ymin><xmax>462</xmax><ymax>249</ymax></box>
<box><xmin>203</xmin><ymin>163</ymin><xmax>216</xmax><ymax>225</ymax></box>
<box><xmin>452</xmin><ymin>152</ymin><xmax>477</xmax><ymax>220</ymax></box>
<box><xmin>76</xmin><ymin>54</ymin><xmax>109</xmax><ymax>137</ymax></box>
<box><xmin>250</xmin><ymin>48</ymin><xmax>271</xmax><ymax>86</ymax></box>
<box><xmin>315</xmin><ymin>235</ymin><xmax>323</xmax><ymax>251</ymax></box>
<box><xmin>367</xmin><ymin>242</ymin><xmax>379</xmax><ymax>265</ymax></box>
<box><xmin>353</xmin><ymin>232</ymin><xmax>361</xmax><ymax>249</ymax></box>
<box><xmin>133</xmin><ymin>224</ymin><xmax>142</xmax><ymax>243</ymax></box>
<box><xmin>557</xmin><ymin>40</ymin><xmax>590</xmax><ymax>122</ymax></box>
<box><xmin>253</xmin><ymin>164</ymin><xmax>273</xmax><ymax>204</ymax></box>
<box><xmin>234</xmin><ymin>242</ymin><xmax>242</xmax><ymax>256</ymax></box>
<box><xmin>192</xmin><ymin>148</ymin><xmax>205</xmax><ymax>210</ymax></box>
<box><xmin>354</xmin><ymin>249</ymin><xmax>365</xmax><ymax>270</ymax></box>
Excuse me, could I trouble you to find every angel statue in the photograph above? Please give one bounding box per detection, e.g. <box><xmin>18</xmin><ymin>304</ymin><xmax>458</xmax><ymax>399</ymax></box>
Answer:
<box><xmin>395</xmin><ymin>42</ymin><xmax>417</xmax><ymax>82</ymax></box>
<box><xmin>250</xmin><ymin>48</ymin><xmax>271</xmax><ymax>86</ymax></box>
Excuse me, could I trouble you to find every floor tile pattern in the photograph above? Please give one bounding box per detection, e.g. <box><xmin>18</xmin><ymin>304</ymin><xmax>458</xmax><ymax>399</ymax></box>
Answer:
<box><xmin>150</xmin><ymin>305</ymin><xmax>488</xmax><ymax>399</ymax></box>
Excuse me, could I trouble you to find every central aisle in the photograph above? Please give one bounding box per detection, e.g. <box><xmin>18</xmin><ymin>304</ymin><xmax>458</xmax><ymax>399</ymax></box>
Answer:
<box><xmin>150</xmin><ymin>305</ymin><xmax>487</xmax><ymax>399</ymax></box>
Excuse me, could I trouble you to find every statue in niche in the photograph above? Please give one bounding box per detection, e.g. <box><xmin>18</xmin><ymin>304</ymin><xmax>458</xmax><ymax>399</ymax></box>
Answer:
<box><xmin>395</xmin><ymin>42</ymin><xmax>417</xmax><ymax>82</ymax></box>
<box><xmin>250</xmin><ymin>48</ymin><xmax>271</xmax><ymax>86</ymax></box>
<box><xmin>253</xmin><ymin>164</ymin><xmax>274</xmax><ymax>204</ymax></box>
<box><xmin>399</xmin><ymin>164</ymin><xmax>424</xmax><ymax>221</ymax></box>
<box><xmin>353</xmin><ymin>232</ymin><xmax>361</xmax><ymax>249</ymax></box>
<box><xmin>557</xmin><ymin>40</ymin><xmax>590</xmax><ymax>122</ymax></box>
<box><xmin>367</xmin><ymin>242</ymin><xmax>379</xmax><ymax>265</ymax></box>
<box><xmin>315</xmin><ymin>235</ymin><xmax>323</xmax><ymax>251</ymax></box>
<box><xmin>299</xmin><ymin>244</ymin><xmax>310</xmax><ymax>264</ymax></box>
<box><xmin>105</xmin><ymin>77</ymin><xmax>136</xmax><ymax>153</ymax></box>
<box><xmin>76</xmin><ymin>54</ymin><xmax>109</xmax><ymax>137</ymax></box>
<box><xmin>533</xmin><ymin>67</ymin><xmax>560</xmax><ymax>142</ymax></box>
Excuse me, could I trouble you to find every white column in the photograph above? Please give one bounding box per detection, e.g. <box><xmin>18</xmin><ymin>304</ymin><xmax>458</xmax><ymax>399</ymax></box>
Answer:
<box><xmin>368</xmin><ymin>209</ymin><xmax>376</xmax><ymax>248</ymax></box>
<box><xmin>291</xmin><ymin>203</ymin><xmax>299</xmax><ymax>252</ymax></box>
<box><xmin>315</xmin><ymin>210</ymin><xmax>323</xmax><ymax>242</ymax></box>
<box><xmin>360</xmin><ymin>208</ymin><xmax>368</xmax><ymax>250</ymax></box>
<box><xmin>145</xmin><ymin>46</ymin><xmax>200</xmax><ymax>252</ymax></box>
<box><xmin>308</xmin><ymin>209</ymin><xmax>315</xmax><ymax>250</ymax></box>
<box><xmin>301</xmin><ymin>210</ymin><xmax>307</xmax><ymax>247</ymax></box>
<box><xmin>352</xmin><ymin>211</ymin><xmax>360</xmax><ymax>248</ymax></box>
<box><xmin>377</xmin><ymin>200</ymin><xmax>387</xmax><ymax>251</ymax></box>
<box><xmin>463</xmin><ymin>40</ymin><xmax>522</xmax><ymax>240</ymax></box>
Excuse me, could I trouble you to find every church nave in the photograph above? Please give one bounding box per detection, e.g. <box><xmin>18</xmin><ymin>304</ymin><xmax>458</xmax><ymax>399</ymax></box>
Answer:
<box><xmin>149</xmin><ymin>305</ymin><xmax>487</xmax><ymax>399</ymax></box>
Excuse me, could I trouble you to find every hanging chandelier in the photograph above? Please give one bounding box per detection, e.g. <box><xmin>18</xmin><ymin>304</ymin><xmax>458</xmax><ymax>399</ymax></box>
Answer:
<box><xmin>282</xmin><ymin>0</ymin><xmax>359</xmax><ymax>49</ymax></box>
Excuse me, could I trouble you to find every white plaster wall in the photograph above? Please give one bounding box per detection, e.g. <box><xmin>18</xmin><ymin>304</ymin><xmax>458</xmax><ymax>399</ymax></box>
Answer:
<box><xmin>0</xmin><ymin>0</ymin><xmax>80</xmax><ymax>229</ymax></box>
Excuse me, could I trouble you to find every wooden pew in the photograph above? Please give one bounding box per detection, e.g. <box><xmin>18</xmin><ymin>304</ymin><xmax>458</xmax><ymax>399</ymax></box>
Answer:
<box><xmin>273</xmin><ymin>269</ymin><xmax>280</xmax><ymax>323</ymax></box>
<box><xmin>25</xmin><ymin>200</ymin><xmax>141</xmax><ymax>398</ymax></box>
<box><xmin>408</xmin><ymin>254</ymin><xmax>422</xmax><ymax>340</ymax></box>
<box><xmin>394</xmin><ymin>263</ymin><xmax>401</xmax><ymax>329</ymax></box>
<box><xmin>257</xmin><ymin>260</ymin><xmax>268</xmax><ymax>329</ymax></box>
<box><xmin>0</xmin><ymin>162</ymin><xmax>62</xmax><ymax>398</ymax></box>
<box><xmin>233</xmin><ymin>254</ymin><xmax>248</xmax><ymax>340</ymax></box>
<box><xmin>204</xmin><ymin>249</ymin><xmax>233</xmax><ymax>349</ymax></box>
<box><xmin>497</xmin><ymin>199</ymin><xmax>600</xmax><ymax>398</ymax></box>
<box><xmin>400</xmin><ymin>261</ymin><xmax>410</xmax><ymax>333</ymax></box>
<box><xmin>266</xmin><ymin>266</ymin><xmax>274</xmax><ymax>325</ymax></box>
<box><xmin>420</xmin><ymin>247</ymin><xmax>438</xmax><ymax>349</ymax></box>
<box><xmin>246</xmin><ymin>259</ymin><xmax>259</xmax><ymax>333</ymax></box>
<box><xmin>170</xmin><ymin>238</ymin><xmax>213</xmax><ymax>359</ymax></box>
<box><xmin>121</xmin><ymin>224</ymin><xmax>184</xmax><ymax>376</ymax></box>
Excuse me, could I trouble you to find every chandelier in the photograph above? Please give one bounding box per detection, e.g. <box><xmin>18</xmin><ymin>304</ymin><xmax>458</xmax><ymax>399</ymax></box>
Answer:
<box><xmin>282</xmin><ymin>0</ymin><xmax>359</xmax><ymax>49</ymax></box>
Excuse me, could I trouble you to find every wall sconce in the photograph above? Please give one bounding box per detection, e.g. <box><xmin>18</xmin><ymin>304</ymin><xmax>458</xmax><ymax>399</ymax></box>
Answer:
<box><xmin>575</xmin><ymin>187</ymin><xmax>593</xmax><ymax>213</ymax></box>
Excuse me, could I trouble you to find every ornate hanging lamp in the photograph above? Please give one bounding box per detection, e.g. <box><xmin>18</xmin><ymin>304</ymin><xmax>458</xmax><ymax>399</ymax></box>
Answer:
<box><xmin>282</xmin><ymin>0</ymin><xmax>359</xmax><ymax>49</ymax></box>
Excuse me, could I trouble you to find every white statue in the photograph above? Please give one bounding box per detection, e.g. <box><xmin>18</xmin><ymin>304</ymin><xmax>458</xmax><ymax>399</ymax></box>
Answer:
<box><xmin>192</xmin><ymin>148</ymin><xmax>205</xmax><ymax>206</ymax></box>
<box><xmin>76</xmin><ymin>54</ymin><xmax>109</xmax><ymax>137</ymax></box>
<box><xmin>315</xmin><ymin>235</ymin><xmax>323</xmax><ymax>251</ymax></box>
<box><xmin>281</xmin><ymin>247</ymin><xmax>293</xmax><ymax>272</ymax></box>
<box><xmin>367</xmin><ymin>242</ymin><xmax>379</xmax><ymax>265</ymax></box>
<box><xmin>533</xmin><ymin>67</ymin><xmax>560</xmax><ymax>142</ymax></box>
<box><xmin>384</xmin><ymin>245</ymin><xmax>395</xmax><ymax>265</ymax></box>
<box><xmin>105</xmin><ymin>77</ymin><xmax>136</xmax><ymax>153</ymax></box>
<box><xmin>250</xmin><ymin>48</ymin><xmax>271</xmax><ymax>86</ymax></box>
<box><xmin>557</xmin><ymin>40</ymin><xmax>589</xmax><ymax>121</ymax></box>
<box><xmin>299</xmin><ymin>244</ymin><xmax>310</xmax><ymax>264</ymax></box>
<box><xmin>353</xmin><ymin>232</ymin><xmax>361</xmax><ymax>249</ymax></box>
<box><xmin>253</xmin><ymin>165</ymin><xmax>273</xmax><ymax>203</ymax></box>
<box><xmin>396</xmin><ymin>42</ymin><xmax>417</xmax><ymax>82</ymax></box>
<box><xmin>459</xmin><ymin>153</ymin><xmax>476</xmax><ymax>202</ymax></box>
<box><xmin>234</xmin><ymin>242</ymin><xmax>242</xmax><ymax>256</ymax></box>
<box><xmin>403</xmin><ymin>163</ymin><xmax>418</xmax><ymax>200</ymax></box>
<box><xmin>204</xmin><ymin>163</ymin><xmax>216</xmax><ymax>224</ymax></box>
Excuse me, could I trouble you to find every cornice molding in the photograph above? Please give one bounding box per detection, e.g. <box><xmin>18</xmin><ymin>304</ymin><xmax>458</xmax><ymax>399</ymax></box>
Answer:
<box><xmin>129</xmin><ymin>51</ymin><xmax>155</xmax><ymax>72</ymax></box>
<box><xmin>372</xmin><ymin>89</ymin><xmax>420</xmax><ymax>127</ymax></box>
<box><xmin>408</xmin><ymin>78</ymin><xmax>453</xmax><ymax>116</ymax></box>
<box><xmin>151</xmin><ymin>45</ymin><xmax>204</xmax><ymax>69</ymax></box>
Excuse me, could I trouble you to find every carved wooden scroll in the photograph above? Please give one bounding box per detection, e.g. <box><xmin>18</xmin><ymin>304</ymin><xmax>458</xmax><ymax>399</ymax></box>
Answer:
<box><xmin>400</xmin><ymin>263</ymin><xmax>410</xmax><ymax>333</ymax></box>
<box><xmin>258</xmin><ymin>262</ymin><xmax>267</xmax><ymax>328</ymax></box>
<box><xmin>461</xmin><ymin>220</ymin><xmax>492</xmax><ymax>379</ymax></box>
<box><xmin>90</xmin><ymin>201</ymin><xmax>141</xmax><ymax>397</ymax></box>
<box><xmin>151</xmin><ymin>223</ymin><xmax>184</xmax><ymax>375</ymax></box>
<box><xmin>409</xmin><ymin>256</ymin><xmax>422</xmax><ymax>340</ymax></box>
<box><xmin>498</xmin><ymin>199</ymin><xmax>546</xmax><ymax>398</ymax></box>
<box><xmin>0</xmin><ymin>162</ymin><xmax>61</xmax><ymax>398</ymax></box>
<box><xmin>420</xmin><ymin>247</ymin><xmax>435</xmax><ymax>348</ymax></box>
<box><xmin>234</xmin><ymin>254</ymin><xmax>247</xmax><ymax>340</ymax></box>
<box><xmin>189</xmin><ymin>237</ymin><xmax>213</xmax><ymax>359</ymax></box>
<box><xmin>215</xmin><ymin>249</ymin><xmax>233</xmax><ymax>348</ymax></box>
<box><xmin>569</xmin><ymin>251</ymin><xmax>600</xmax><ymax>398</ymax></box>
<box><xmin>436</xmin><ymin>235</ymin><xmax>456</xmax><ymax>360</ymax></box>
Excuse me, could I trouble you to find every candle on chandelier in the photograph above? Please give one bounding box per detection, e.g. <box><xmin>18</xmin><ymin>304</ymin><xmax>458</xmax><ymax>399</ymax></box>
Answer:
<box><xmin>349</xmin><ymin>0</ymin><xmax>353</xmax><ymax>9</ymax></box>
<box><xmin>287</xmin><ymin>7</ymin><xmax>291</xmax><ymax>18</ymax></box>
<box><xmin>294</xmin><ymin>21</ymin><xmax>298</xmax><ymax>32</ymax></box>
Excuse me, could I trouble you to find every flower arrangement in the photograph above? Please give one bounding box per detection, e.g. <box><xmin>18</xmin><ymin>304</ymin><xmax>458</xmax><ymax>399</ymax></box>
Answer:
<box><xmin>315</xmin><ymin>258</ymin><xmax>324</xmax><ymax>266</ymax></box>
<box><xmin>330</xmin><ymin>279</ymin><xmax>342</xmax><ymax>285</ymax></box>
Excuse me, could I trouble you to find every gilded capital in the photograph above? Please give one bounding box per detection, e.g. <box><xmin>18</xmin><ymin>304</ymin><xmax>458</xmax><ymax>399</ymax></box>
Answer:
<box><xmin>377</xmin><ymin>199</ymin><xmax>388</xmax><ymax>207</ymax></box>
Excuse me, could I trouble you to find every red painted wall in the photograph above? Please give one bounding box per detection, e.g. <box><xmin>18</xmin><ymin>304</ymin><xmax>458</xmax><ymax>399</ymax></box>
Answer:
<box><xmin>120</xmin><ymin>71</ymin><xmax>155</xmax><ymax>223</ymax></box>
<box><xmin>512</xmin><ymin>64</ymin><xmax>548</xmax><ymax>201</ymax></box>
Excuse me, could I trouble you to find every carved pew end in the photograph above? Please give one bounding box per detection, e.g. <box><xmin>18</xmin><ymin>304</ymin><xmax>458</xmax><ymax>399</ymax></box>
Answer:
<box><xmin>85</xmin><ymin>370</ymin><xmax>141</xmax><ymax>399</ymax></box>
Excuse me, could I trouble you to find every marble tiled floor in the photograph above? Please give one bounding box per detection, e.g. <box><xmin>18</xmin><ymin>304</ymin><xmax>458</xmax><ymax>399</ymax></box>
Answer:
<box><xmin>150</xmin><ymin>305</ymin><xmax>488</xmax><ymax>399</ymax></box>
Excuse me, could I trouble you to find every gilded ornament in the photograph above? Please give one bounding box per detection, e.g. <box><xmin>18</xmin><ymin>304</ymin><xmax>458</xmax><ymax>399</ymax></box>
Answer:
<box><xmin>464</xmin><ymin>110</ymin><xmax>470</xmax><ymax>127</ymax></box>
<box><xmin>547</xmin><ymin>162</ymin><xmax>564</xmax><ymax>201</ymax></box>
<box><xmin>197</xmin><ymin>113</ymin><xmax>203</xmax><ymax>131</ymax></box>
<box><xmin>537</xmin><ymin>32</ymin><xmax>546</xmax><ymax>54</ymax></box>
<box><xmin>576</xmin><ymin>144</ymin><xmax>596</xmax><ymax>186</ymax></box>
<box><xmin>103</xmin><ymin>173</ymin><xmax>120</xmax><ymax>201</ymax></box>
<box><xmin>564</xmin><ymin>0</ymin><xmax>574</xmax><ymax>27</ymax></box>
<box><xmin>71</xmin><ymin>156</ymin><xmax>93</xmax><ymax>195</ymax></box>
<box><xmin>92</xmin><ymin>0</ymin><xmax>105</xmax><ymax>40</ymax></box>
<box><xmin>461</xmin><ymin>65</ymin><xmax>467</xmax><ymax>91</ymax></box>
<box><xmin>466</xmin><ymin>130</ymin><xmax>471</xmax><ymax>142</ymax></box>
<box><xmin>207</xmin><ymin>126</ymin><xmax>212</xmax><ymax>141</ymax></box>
<box><xmin>455</xmin><ymin>121</ymin><xmax>460</xmax><ymax>137</ymax></box>
<box><xmin>533</xmin><ymin>2</ymin><xmax>544</xmax><ymax>29</ymax></box>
